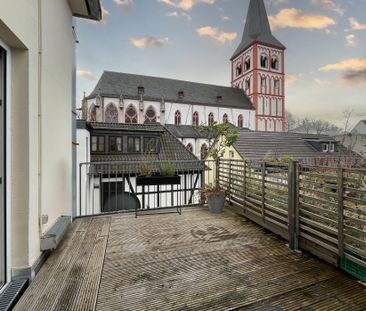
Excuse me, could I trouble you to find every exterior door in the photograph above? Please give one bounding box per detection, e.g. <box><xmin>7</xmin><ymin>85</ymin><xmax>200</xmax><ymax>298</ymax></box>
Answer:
<box><xmin>0</xmin><ymin>46</ymin><xmax>6</xmax><ymax>287</ymax></box>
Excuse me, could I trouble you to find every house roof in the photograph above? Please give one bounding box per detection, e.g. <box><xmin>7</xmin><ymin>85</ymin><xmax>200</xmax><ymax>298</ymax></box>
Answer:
<box><xmin>232</xmin><ymin>131</ymin><xmax>339</xmax><ymax>161</ymax></box>
<box><xmin>87</xmin><ymin>71</ymin><xmax>255</xmax><ymax>110</ymax></box>
<box><xmin>69</xmin><ymin>0</ymin><xmax>102</xmax><ymax>21</ymax></box>
<box><xmin>85</xmin><ymin>122</ymin><xmax>203</xmax><ymax>171</ymax></box>
<box><xmin>231</xmin><ymin>0</ymin><xmax>285</xmax><ymax>60</ymax></box>
<box><xmin>165</xmin><ymin>125</ymin><xmax>207</xmax><ymax>139</ymax></box>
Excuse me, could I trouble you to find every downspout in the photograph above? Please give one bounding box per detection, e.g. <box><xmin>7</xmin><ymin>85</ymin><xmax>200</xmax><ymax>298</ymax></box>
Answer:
<box><xmin>37</xmin><ymin>0</ymin><xmax>43</xmax><ymax>246</ymax></box>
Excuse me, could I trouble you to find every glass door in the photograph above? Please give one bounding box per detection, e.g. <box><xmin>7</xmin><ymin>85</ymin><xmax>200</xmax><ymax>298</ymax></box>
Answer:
<box><xmin>0</xmin><ymin>46</ymin><xmax>6</xmax><ymax>287</ymax></box>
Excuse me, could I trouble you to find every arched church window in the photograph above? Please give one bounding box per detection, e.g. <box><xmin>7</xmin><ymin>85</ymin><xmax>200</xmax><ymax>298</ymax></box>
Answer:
<box><xmin>125</xmin><ymin>105</ymin><xmax>138</xmax><ymax>123</ymax></box>
<box><xmin>260</xmin><ymin>55</ymin><xmax>268</xmax><ymax>68</ymax></box>
<box><xmin>223</xmin><ymin>113</ymin><xmax>228</xmax><ymax>123</ymax></box>
<box><xmin>271</xmin><ymin>57</ymin><xmax>279</xmax><ymax>70</ymax></box>
<box><xmin>192</xmin><ymin>111</ymin><xmax>199</xmax><ymax>126</ymax></box>
<box><xmin>105</xmin><ymin>103</ymin><xmax>118</xmax><ymax>123</ymax></box>
<box><xmin>244</xmin><ymin>57</ymin><xmax>251</xmax><ymax>71</ymax></box>
<box><xmin>89</xmin><ymin>104</ymin><xmax>97</xmax><ymax>122</ymax></box>
<box><xmin>175</xmin><ymin>110</ymin><xmax>181</xmax><ymax>125</ymax></box>
<box><xmin>144</xmin><ymin>106</ymin><xmax>157</xmax><ymax>124</ymax></box>
<box><xmin>238</xmin><ymin>115</ymin><xmax>243</xmax><ymax>128</ymax></box>
<box><xmin>208</xmin><ymin>113</ymin><xmax>214</xmax><ymax>125</ymax></box>
<box><xmin>200</xmin><ymin>144</ymin><xmax>208</xmax><ymax>160</ymax></box>
<box><xmin>261</xmin><ymin>76</ymin><xmax>267</xmax><ymax>93</ymax></box>
<box><xmin>245</xmin><ymin>79</ymin><xmax>251</xmax><ymax>93</ymax></box>
<box><xmin>235</xmin><ymin>63</ymin><xmax>242</xmax><ymax>77</ymax></box>
<box><xmin>186</xmin><ymin>143</ymin><xmax>193</xmax><ymax>153</ymax></box>
<box><xmin>274</xmin><ymin>79</ymin><xmax>280</xmax><ymax>95</ymax></box>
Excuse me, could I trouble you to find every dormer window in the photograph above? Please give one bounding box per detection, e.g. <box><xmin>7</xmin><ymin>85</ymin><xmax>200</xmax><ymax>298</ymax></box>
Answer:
<box><xmin>217</xmin><ymin>95</ymin><xmax>222</xmax><ymax>103</ymax></box>
<box><xmin>138</xmin><ymin>85</ymin><xmax>144</xmax><ymax>95</ymax></box>
<box><xmin>260</xmin><ymin>55</ymin><xmax>268</xmax><ymax>68</ymax></box>
<box><xmin>235</xmin><ymin>63</ymin><xmax>242</xmax><ymax>77</ymax></box>
<box><xmin>244</xmin><ymin>57</ymin><xmax>251</xmax><ymax>71</ymax></box>
<box><xmin>322</xmin><ymin>143</ymin><xmax>329</xmax><ymax>152</ymax></box>
<box><xmin>178</xmin><ymin>90</ymin><xmax>185</xmax><ymax>99</ymax></box>
<box><xmin>329</xmin><ymin>143</ymin><xmax>335</xmax><ymax>152</ymax></box>
<box><xmin>271</xmin><ymin>57</ymin><xmax>279</xmax><ymax>70</ymax></box>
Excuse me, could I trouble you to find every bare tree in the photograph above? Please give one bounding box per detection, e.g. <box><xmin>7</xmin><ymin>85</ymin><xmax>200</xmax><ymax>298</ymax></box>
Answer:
<box><xmin>284</xmin><ymin>111</ymin><xmax>298</xmax><ymax>132</ymax></box>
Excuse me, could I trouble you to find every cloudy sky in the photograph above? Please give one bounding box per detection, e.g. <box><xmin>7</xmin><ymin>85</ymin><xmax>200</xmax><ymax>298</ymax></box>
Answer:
<box><xmin>76</xmin><ymin>0</ymin><xmax>366</xmax><ymax>128</ymax></box>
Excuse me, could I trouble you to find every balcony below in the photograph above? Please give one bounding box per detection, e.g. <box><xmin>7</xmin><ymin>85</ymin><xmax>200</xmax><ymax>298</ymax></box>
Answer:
<box><xmin>14</xmin><ymin>207</ymin><xmax>366</xmax><ymax>310</ymax></box>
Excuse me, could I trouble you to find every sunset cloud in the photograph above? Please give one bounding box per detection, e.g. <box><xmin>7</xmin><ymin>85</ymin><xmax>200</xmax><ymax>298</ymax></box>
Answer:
<box><xmin>158</xmin><ymin>0</ymin><xmax>215</xmax><ymax>11</ymax></box>
<box><xmin>286</xmin><ymin>74</ymin><xmax>299</xmax><ymax>84</ymax></box>
<box><xmin>345</xmin><ymin>34</ymin><xmax>357</xmax><ymax>47</ymax></box>
<box><xmin>320</xmin><ymin>58</ymin><xmax>366</xmax><ymax>72</ymax></box>
<box><xmin>77</xmin><ymin>70</ymin><xmax>95</xmax><ymax>80</ymax></box>
<box><xmin>269</xmin><ymin>8</ymin><xmax>336</xmax><ymax>30</ymax></box>
<box><xmin>341</xmin><ymin>70</ymin><xmax>366</xmax><ymax>85</ymax></box>
<box><xmin>196</xmin><ymin>26</ymin><xmax>237</xmax><ymax>44</ymax></box>
<box><xmin>310</xmin><ymin>0</ymin><xmax>344</xmax><ymax>16</ymax></box>
<box><xmin>348</xmin><ymin>17</ymin><xmax>366</xmax><ymax>31</ymax></box>
<box><xmin>128</xmin><ymin>36</ymin><xmax>169</xmax><ymax>48</ymax></box>
<box><xmin>166</xmin><ymin>11</ymin><xmax>192</xmax><ymax>21</ymax></box>
<box><xmin>113</xmin><ymin>0</ymin><xmax>134</xmax><ymax>9</ymax></box>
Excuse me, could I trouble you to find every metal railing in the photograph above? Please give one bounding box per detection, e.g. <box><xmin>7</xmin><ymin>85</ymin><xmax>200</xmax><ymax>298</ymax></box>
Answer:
<box><xmin>77</xmin><ymin>160</ymin><xmax>216</xmax><ymax>217</ymax></box>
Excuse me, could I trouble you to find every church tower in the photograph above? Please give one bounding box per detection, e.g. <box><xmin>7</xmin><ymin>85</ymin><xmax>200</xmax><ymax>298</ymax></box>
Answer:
<box><xmin>231</xmin><ymin>0</ymin><xmax>286</xmax><ymax>132</ymax></box>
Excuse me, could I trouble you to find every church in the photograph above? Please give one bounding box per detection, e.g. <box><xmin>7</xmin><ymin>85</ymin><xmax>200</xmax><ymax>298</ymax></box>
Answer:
<box><xmin>79</xmin><ymin>0</ymin><xmax>286</xmax><ymax>157</ymax></box>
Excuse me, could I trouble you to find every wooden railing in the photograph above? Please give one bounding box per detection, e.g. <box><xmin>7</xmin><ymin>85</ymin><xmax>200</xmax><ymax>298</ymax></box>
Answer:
<box><xmin>217</xmin><ymin>159</ymin><xmax>366</xmax><ymax>274</ymax></box>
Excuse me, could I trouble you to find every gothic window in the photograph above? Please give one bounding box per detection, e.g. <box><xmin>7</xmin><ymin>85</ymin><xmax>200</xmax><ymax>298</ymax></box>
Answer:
<box><xmin>261</xmin><ymin>76</ymin><xmax>267</xmax><ymax>93</ymax></box>
<box><xmin>89</xmin><ymin>104</ymin><xmax>97</xmax><ymax>122</ymax></box>
<box><xmin>271</xmin><ymin>57</ymin><xmax>279</xmax><ymax>70</ymax></box>
<box><xmin>186</xmin><ymin>143</ymin><xmax>193</xmax><ymax>153</ymax></box>
<box><xmin>238</xmin><ymin>115</ymin><xmax>243</xmax><ymax>128</ymax></box>
<box><xmin>208</xmin><ymin>113</ymin><xmax>214</xmax><ymax>125</ymax></box>
<box><xmin>245</xmin><ymin>78</ymin><xmax>251</xmax><ymax>93</ymax></box>
<box><xmin>192</xmin><ymin>111</ymin><xmax>199</xmax><ymax>126</ymax></box>
<box><xmin>200</xmin><ymin>144</ymin><xmax>208</xmax><ymax>160</ymax></box>
<box><xmin>260</xmin><ymin>55</ymin><xmax>268</xmax><ymax>68</ymax></box>
<box><xmin>105</xmin><ymin>104</ymin><xmax>118</xmax><ymax>123</ymax></box>
<box><xmin>244</xmin><ymin>57</ymin><xmax>251</xmax><ymax>71</ymax></box>
<box><xmin>223</xmin><ymin>113</ymin><xmax>228</xmax><ymax>123</ymax></box>
<box><xmin>125</xmin><ymin>105</ymin><xmax>138</xmax><ymax>123</ymax></box>
<box><xmin>144</xmin><ymin>106</ymin><xmax>157</xmax><ymax>124</ymax></box>
<box><xmin>272</xmin><ymin>99</ymin><xmax>278</xmax><ymax>116</ymax></box>
<box><xmin>235</xmin><ymin>63</ymin><xmax>242</xmax><ymax>77</ymax></box>
<box><xmin>175</xmin><ymin>110</ymin><xmax>181</xmax><ymax>125</ymax></box>
<box><xmin>274</xmin><ymin>79</ymin><xmax>280</xmax><ymax>95</ymax></box>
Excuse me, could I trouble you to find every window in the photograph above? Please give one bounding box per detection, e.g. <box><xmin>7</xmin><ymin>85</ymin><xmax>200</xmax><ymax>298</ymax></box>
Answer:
<box><xmin>175</xmin><ymin>110</ymin><xmax>181</xmax><ymax>125</ymax></box>
<box><xmin>144</xmin><ymin>137</ymin><xmax>157</xmax><ymax>153</ymax></box>
<box><xmin>200</xmin><ymin>144</ymin><xmax>208</xmax><ymax>160</ymax></box>
<box><xmin>274</xmin><ymin>79</ymin><xmax>280</xmax><ymax>95</ymax></box>
<box><xmin>192</xmin><ymin>111</ymin><xmax>199</xmax><ymax>126</ymax></box>
<box><xmin>208</xmin><ymin>113</ymin><xmax>214</xmax><ymax>125</ymax></box>
<box><xmin>105</xmin><ymin>104</ymin><xmax>118</xmax><ymax>123</ymax></box>
<box><xmin>271</xmin><ymin>57</ymin><xmax>279</xmax><ymax>70</ymax></box>
<box><xmin>186</xmin><ymin>143</ymin><xmax>193</xmax><ymax>153</ymax></box>
<box><xmin>322</xmin><ymin>143</ymin><xmax>329</xmax><ymax>152</ymax></box>
<box><xmin>244</xmin><ymin>57</ymin><xmax>251</xmax><ymax>71</ymax></box>
<box><xmin>261</xmin><ymin>76</ymin><xmax>267</xmax><ymax>93</ymax></box>
<box><xmin>330</xmin><ymin>143</ymin><xmax>335</xmax><ymax>152</ymax></box>
<box><xmin>144</xmin><ymin>106</ymin><xmax>157</xmax><ymax>124</ymax></box>
<box><xmin>260</xmin><ymin>55</ymin><xmax>268</xmax><ymax>68</ymax></box>
<box><xmin>109</xmin><ymin>137</ymin><xmax>122</xmax><ymax>152</ymax></box>
<box><xmin>223</xmin><ymin>113</ymin><xmax>228</xmax><ymax>123</ymax></box>
<box><xmin>245</xmin><ymin>79</ymin><xmax>251</xmax><ymax>93</ymax></box>
<box><xmin>235</xmin><ymin>63</ymin><xmax>242</xmax><ymax>77</ymax></box>
<box><xmin>128</xmin><ymin>136</ymin><xmax>141</xmax><ymax>152</ymax></box>
<box><xmin>89</xmin><ymin>104</ymin><xmax>97</xmax><ymax>122</ymax></box>
<box><xmin>125</xmin><ymin>105</ymin><xmax>138</xmax><ymax>123</ymax></box>
<box><xmin>238</xmin><ymin>115</ymin><xmax>243</xmax><ymax>128</ymax></box>
<box><xmin>91</xmin><ymin>136</ymin><xmax>105</xmax><ymax>152</ymax></box>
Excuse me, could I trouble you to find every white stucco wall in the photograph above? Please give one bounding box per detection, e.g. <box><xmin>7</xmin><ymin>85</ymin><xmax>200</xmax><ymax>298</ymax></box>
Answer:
<box><xmin>0</xmin><ymin>0</ymin><xmax>79</xmax><ymax>279</ymax></box>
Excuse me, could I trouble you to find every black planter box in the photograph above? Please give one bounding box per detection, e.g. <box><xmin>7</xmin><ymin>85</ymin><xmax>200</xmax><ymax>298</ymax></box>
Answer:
<box><xmin>136</xmin><ymin>175</ymin><xmax>181</xmax><ymax>186</ymax></box>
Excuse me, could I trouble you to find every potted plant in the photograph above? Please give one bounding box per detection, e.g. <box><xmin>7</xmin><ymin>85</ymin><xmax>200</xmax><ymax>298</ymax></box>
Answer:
<box><xmin>201</xmin><ymin>122</ymin><xmax>239</xmax><ymax>213</ymax></box>
<box><xmin>136</xmin><ymin>162</ymin><xmax>181</xmax><ymax>186</ymax></box>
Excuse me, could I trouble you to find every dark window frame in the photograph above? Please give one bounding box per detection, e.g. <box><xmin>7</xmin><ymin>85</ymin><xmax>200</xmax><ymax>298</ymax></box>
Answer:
<box><xmin>91</xmin><ymin>135</ymin><xmax>105</xmax><ymax>152</ymax></box>
<box><xmin>127</xmin><ymin>136</ymin><xmax>141</xmax><ymax>153</ymax></box>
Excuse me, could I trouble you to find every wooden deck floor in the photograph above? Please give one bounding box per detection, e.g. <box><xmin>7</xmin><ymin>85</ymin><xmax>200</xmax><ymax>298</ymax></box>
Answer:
<box><xmin>14</xmin><ymin>207</ymin><xmax>366</xmax><ymax>311</ymax></box>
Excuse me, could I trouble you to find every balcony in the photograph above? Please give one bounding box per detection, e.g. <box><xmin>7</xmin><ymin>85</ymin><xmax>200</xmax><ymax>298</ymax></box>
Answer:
<box><xmin>13</xmin><ymin>207</ymin><xmax>366</xmax><ymax>310</ymax></box>
<box><xmin>13</xmin><ymin>159</ymin><xmax>366</xmax><ymax>310</ymax></box>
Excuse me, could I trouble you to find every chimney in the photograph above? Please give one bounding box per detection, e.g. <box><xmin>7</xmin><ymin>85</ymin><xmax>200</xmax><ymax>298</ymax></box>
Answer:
<box><xmin>178</xmin><ymin>90</ymin><xmax>185</xmax><ymax>99</ymax></box>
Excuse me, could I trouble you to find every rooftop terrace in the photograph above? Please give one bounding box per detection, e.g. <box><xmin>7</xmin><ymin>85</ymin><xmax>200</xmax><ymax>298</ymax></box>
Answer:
<box><xmin>14</xmin><ymin>207</ymin><xmax>366</xmax><ymax>310</ymax></box>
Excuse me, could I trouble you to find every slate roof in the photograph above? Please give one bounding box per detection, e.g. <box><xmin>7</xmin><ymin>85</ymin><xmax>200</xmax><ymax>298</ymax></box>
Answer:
<box><xmin>165</xmin><ymin>125</ymin><xmax>207</xmax><ymax>139</ymax></box>
<box><xmin>87</xmin><ymin>71</ymin><xmax>255</xmax><ymax>110</ymax></box>
<box><xmin>231</xmin><ymin>0</ymin><xmax>285</xmax><ymax>60</ymax></box>
<box><xmin>86</xmin><ymin>122</ymin><xmax>202</xmax><ymax>172</ymax></box>
<box><xmin>232</xmin><ymin>131</ymin><xmax>339</xmax><ymax>161</ymax></box>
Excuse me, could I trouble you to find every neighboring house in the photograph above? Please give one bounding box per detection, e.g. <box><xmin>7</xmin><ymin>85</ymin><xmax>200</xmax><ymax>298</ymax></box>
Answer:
<box><xmin>0</xmin><ymin>0</ymin><xmax>101</xmax><ymax>293</ymax></box>
<box><xmin>77</xmin><ymin>121</ymin><xmax>203</xmax><ymax>215</ymax></box>
<box><xmin>336</xmin><ymin>120</ymin><xmax>366</xmax><ymax>158</ymax></box>
<box><xmin>231</xmin><ymin>0</ymin><xmax>286</xmax><ymax>132</ymax></box>
<box><xmin>211</xmin><ymin>131</ymin><xmax>347</xmax><ymax>164</ymax></box>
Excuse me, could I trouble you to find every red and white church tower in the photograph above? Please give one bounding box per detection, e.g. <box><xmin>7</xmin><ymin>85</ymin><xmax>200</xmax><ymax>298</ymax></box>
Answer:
<box><xmin>231</xmin><ymin>0</ymin><xmax>286</xmax><ymax>132</ymax></box>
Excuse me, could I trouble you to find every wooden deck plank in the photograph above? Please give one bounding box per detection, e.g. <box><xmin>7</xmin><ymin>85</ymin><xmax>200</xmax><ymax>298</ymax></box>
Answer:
<box><xmin>14</xmin><ymin>207</ymin><xmax>366</xmax><ymax>311</ymax></box>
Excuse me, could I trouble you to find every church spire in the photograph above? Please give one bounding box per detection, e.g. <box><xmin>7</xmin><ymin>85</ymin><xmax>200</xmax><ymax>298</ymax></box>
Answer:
<box><xmin>231</xmin><ymin>0</ymin><xmax>285</xmax><ymax>60</ymax></box>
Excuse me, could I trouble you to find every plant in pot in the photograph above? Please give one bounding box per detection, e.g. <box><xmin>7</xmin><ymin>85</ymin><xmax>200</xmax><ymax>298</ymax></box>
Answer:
<box><xmin>201</xmin><ymin>122</ymin><xmax>239</xmax><ymax>213</ymax></box>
